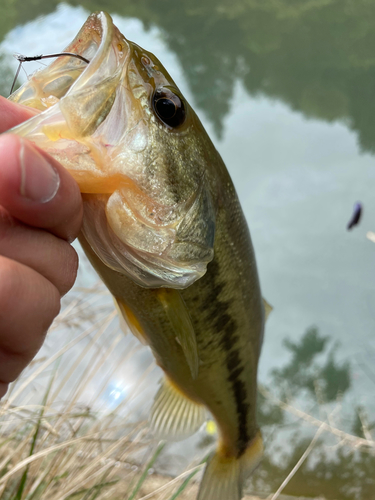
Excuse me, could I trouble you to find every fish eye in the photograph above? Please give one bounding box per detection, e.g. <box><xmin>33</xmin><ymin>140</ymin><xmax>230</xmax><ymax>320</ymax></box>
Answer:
<box><xmin>152</xmin><ymin>88</ymin><xmax>186</xmax><ymax>128</ymax></box>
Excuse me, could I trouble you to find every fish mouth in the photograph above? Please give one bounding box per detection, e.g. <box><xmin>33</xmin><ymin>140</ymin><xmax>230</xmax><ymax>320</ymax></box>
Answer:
<box><xmin>9</xmin><ymin>12</ymin><xmax>127</xmax><ymax>111</ymax></box>
<box><xmin>8</xmin><ymin>11</ymin><xmax>133</xmax><ymax>193</ymax></box>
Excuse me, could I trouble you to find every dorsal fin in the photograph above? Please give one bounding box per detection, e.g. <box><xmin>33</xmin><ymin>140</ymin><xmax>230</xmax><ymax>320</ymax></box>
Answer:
<box><xmin>263</xmin><ymin>298</ymin><xmax>273</xmax><ymax>321</ymax></box>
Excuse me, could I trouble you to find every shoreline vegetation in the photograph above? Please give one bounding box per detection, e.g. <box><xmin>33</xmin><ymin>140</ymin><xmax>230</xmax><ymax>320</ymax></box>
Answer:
<box><xmin>0</xmin><ymin>257</ymin><xmax>373</xmax><ymax>500</ymax></box>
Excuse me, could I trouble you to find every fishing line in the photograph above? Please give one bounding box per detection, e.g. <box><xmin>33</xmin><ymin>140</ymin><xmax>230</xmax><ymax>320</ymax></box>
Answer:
<box><xmin>20</xmin><ymin>62</ymin><xmax>29</xmax><ymax>80</ymax></box>
<box><xmin>10</xmin><ymin>52</ymin><xmax>90</xmax><ymax>95</ymax></box>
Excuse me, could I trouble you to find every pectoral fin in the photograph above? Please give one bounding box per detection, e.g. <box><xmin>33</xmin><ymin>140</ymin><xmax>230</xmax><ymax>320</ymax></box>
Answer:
<box><xmin>114</xmin><ymin>296</ymin><xmax>148</xmax><ymax>346</ymax></box>
<box><xmin>150</xmin><ymin>377</ymin><xmax>206</xmax><ymax>441</ymax></box>
<box><xmin>157</xmin><ymin>289</ymin><xmax>199</xmax><ymax>379</ymax></box>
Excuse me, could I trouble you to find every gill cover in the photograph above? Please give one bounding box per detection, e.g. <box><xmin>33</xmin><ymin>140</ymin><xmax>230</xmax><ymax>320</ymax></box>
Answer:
<box><xmin>7</xmin><ymin>12</ymin><xmax>215</xmax><ymax>288</ymax></box>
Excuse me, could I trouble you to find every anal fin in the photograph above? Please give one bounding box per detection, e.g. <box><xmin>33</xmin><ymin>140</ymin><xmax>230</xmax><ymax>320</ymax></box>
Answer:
<box><xmin>150</xmin><ymin>377</ymin><xmax>206</xmax><ymax>441</ymax></box>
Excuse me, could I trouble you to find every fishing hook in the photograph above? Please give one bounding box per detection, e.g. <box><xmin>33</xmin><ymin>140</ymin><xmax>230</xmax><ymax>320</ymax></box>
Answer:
<box><xmin>10</xmin><ymin>52</ymin><xmax>90</xmax><ymax>95</ymax></box>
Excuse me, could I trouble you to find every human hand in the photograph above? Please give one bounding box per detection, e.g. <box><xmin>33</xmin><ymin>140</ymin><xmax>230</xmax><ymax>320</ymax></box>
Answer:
<box><xmin>0</xmin><ymin>96</ymin><xmax>83</xmax><ymax>399</ymax></box>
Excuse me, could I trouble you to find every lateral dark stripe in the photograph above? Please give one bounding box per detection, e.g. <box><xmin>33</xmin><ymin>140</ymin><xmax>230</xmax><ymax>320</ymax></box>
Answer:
<box><xmin>202</xmin><ymin>259</ymin><xmax>250</xmax><ymax>456</ymax></box>
<box><xmin>219</xmin><ymin>315</ymin><xmax>250</xmax><ymax>456</ymax></box>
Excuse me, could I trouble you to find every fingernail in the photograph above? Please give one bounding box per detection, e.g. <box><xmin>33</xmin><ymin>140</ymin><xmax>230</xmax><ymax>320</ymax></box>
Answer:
<box><xmin>0</xmin><ymin>382</ymin><xmax>8</xmax><ymax>400</ymax></box>
<box><xmin>19</xmin><ymin>139</ymin><xmax>60</xmax><ymax>203</ymax></box>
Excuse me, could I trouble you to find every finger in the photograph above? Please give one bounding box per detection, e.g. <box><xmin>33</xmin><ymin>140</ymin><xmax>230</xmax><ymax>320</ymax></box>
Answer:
<box><xmin>0</xmin><ymin>95</ymin><xmax>38</xmax><ymax>132</ymax></box>
<box><xmin>0</xmin><ymin>207</ymin><xmax>78</xmax><ymax>296</ymax></box>
<box><xmin>0</xmin><ymin>134</ymin><xmax>83</xmax><ymax>242</ymax></box>
<box><xmin>0</xmin><ymin>256</ymin><xmax>60</xmax><ymax>397</ymax></box>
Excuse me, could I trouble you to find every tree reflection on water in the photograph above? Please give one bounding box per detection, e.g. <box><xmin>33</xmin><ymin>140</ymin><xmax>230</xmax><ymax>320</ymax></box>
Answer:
<box><xmin>251</xmin><ymin>327</ymin><xmax>375</xmax><ymax>499</ymax></box>
<box><xmin>2</xmin><ymin>0</ymin><xmax>375</xmax><ymax>150</ymax></box>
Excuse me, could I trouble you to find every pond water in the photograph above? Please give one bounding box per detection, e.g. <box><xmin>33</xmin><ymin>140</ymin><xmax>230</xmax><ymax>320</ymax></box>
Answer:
<box><xmin>1</xmin><ymin>1</ymin><xmax>375</xmax><ymax>498</ymax></box>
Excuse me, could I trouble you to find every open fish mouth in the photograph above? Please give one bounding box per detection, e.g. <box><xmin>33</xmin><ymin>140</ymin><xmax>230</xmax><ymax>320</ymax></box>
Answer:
<box><xmin>10</xmin><ymin>12</ymin><xmax>126</xmax><ymax>113</ymax></box>
<box><xmin>7</xmin><ymin>12</ymin><xmax>216</xmax><ymax>289</ymax></box>
<box><xmin>8</xmin><ymin>11</ymin><xmax>132</xmax><ymax>191</ymax></box>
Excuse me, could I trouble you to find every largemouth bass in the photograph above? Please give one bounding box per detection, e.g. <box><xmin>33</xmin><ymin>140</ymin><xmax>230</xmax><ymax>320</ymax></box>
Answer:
<box><xmin>8</xmin><ymin>12</ymin><xmax>269</xmax><ymax>500</ymax></box>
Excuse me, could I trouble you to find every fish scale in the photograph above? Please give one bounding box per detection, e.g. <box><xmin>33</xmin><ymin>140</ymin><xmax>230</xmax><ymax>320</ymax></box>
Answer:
<box><xmin>181</xmin><ymin>190</ymin><xmax>263</xmax><ymax>457</ymax></box>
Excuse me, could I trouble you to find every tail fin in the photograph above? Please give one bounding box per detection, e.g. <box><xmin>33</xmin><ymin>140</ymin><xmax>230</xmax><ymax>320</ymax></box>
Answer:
<box><xmin>197</xmin><ymin>432</ymin><xmax>263</xmax><ymax>500</ymax></box>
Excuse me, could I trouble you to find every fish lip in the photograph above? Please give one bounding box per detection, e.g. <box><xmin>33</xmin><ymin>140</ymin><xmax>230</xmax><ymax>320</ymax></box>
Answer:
<box><xmin>67</xmin><ymin>11</ymin><xmax>115</xmax><ymax>94</ymax></box>
<box><xmin>70</xmin><ymin>11</ymin><xmax>113</xmax><ymax>84</ymax></box>
<box><xmin>62</xmin><ymin>11</ymin><xmax>133</xmax><ymax>112</ymax></box>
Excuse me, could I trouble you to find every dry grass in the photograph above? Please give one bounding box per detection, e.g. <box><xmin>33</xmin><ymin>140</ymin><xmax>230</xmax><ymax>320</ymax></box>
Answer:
<box><xmin>0</xmin><ymin>276</ymin><xmax>161</xmax><ymax>500</ymax></box>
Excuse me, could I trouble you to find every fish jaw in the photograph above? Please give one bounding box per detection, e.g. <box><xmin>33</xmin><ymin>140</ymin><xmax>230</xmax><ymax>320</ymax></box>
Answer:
<box><xmin>7</xmin><ymin>11</ymin><xmax>216</xmax><ymax>288</ymax></box>
<box><xmin>8</xmin><ymin>11</ymin><xmax>134</xmax><ymax>192</ymax></box>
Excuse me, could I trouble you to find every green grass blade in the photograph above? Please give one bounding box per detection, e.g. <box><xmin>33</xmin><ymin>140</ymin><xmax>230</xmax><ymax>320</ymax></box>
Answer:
<box><xmin>128</xmin><ymin>441</ymin><xmax>165</xmax><ymax>500</ymax></box>
<box><xmin>14</xmin><ymin>365</ymin><xmax>58</xmax><ymax>500</ymax></box>
<box><xmin>169</xmin><ymin>454</ymin><xmax>210</xmax><ymax>500</ymax></box>
<box><xmin>65</xmin><ymin>480</ymin><xmax>119</xmax><ymax>499</ymax></box>
<box><xmin>86</xmin><ymin>468</ymin><xmax>115</xmax><ymax>500</ymax></box>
